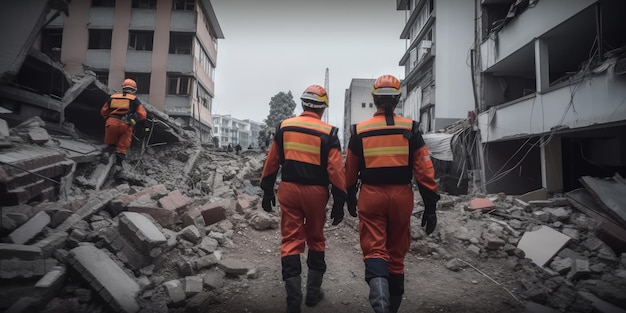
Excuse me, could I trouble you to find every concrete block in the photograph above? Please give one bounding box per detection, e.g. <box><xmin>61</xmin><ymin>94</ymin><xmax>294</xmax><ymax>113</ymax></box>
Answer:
<box><xmin>0</xmin><ymin>243</ymin><xmax>43</xmax><ymax>260</ymax></box>
<box><xmin>118</xmin><ymin>212</ymin><xmax>166</xmax><ymax>255</ymax></box>
<box><xmin>217</xmin><ymin>258</ymin><xmax>254</xmax><ymax>276</ymax></box>
<box><xmin>127</xmin><ymin>207</ymin><xmax>179</xmax><ymax>228</ymax></box>
<box><xmin>67</xmin><ymin>245</ymin><xmax>140</xmax><ymax>313</ymax></box>
<box><xmin>27</xmin><ymin>127</ymin><xmax>49</xmax><ymax>144</ymax></box>
<box><xmin>201</xmin><ymin>207</ymin><xmax>227</xmax><ymax>227</ymax></box>
<box><xmin>34</xmin><ymin>266</ymin><xmax>66</xmax><ymax>304</ymax></box>
<box><xmin>8</xmin><ymin>211</ymin><xmax>50</xmax><ymax>245</ymax></box>
<box><xmin>32</xmin><ymin>231</ymin><xmax>68</xmax><ymax>258</ymax></box>
<box><xmin>109</xmin><ymin>184</ymin><xmax>169</xmax><ymax>215</ymax></box>
<box><xmin>159</xmin><ymin>190</ymin><xmax>192</xmax><ymax>213</ymax></box>
<box><xmin>185</xmin><ymin>276</ymin><xmax>203</xmax><ymax>296</ymax></box>
<box><xmin>179</xmin><ymin>225</ymin><xmax>202</xmax><ymax>243</ymax></box>
<box><xmin>570</xmin><ymin>259</ymin><xmax>591</xmax><ymax>280</ymax></box>
<box><xmin>163</xmin><ymin>280</ymin><xmax>186</xmax><ymax>305</ymax></box>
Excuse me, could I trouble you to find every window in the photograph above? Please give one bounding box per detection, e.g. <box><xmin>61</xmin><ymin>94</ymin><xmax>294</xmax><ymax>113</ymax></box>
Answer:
<box><xmin>168</xmin><ymin>76</ymin><xmax>192</xmax><ymax>95</ymax></box>
<box><xmin>92</xmin><ymin>0</ymin><xmax>115</xmax><ymax>7</ymax></box>
<box><xmin>128</xmin><ymin>31</ymin><xmax>154</xmax><ymax>51</ymax></box>
<box><xmin>361</xmin><ymin>102</ymin><xmax>366</xmax><ymax>108</ymax></box>
<box><xmin>41</xmin><ymin>29</ymin><xmax>63</xmax><ymax>56</ymax></box>
<box><xmin>173</xmin><ymin>0</ymin><xmax>194</xmax><ymax>10</ymax></box>
<box><xmin>125</xmin><ymin>73</ymin><xmax>151</xmax><ymax>94</ymax></box>
<box><xmin>369</xmin><ymin>103</ymin><xmax>373</xmax><ymax>108</ymax></box>
<box><xmin>94</xmin><ymin>71</ymin><xmax>109</xmax><ymax>85</ymax></box>
<box><xmin>169</xmin><ymin>32</ymin><xmax>193</xmax><ymax>54</ymax></box>
<box><xmin>88</xmin><ymin>29</ymin><xmax>112</xmax><ymax>49</ymax></box>
<box><xmin>131</xmin><ymin>0</ymin><xmax>156</xmax><ymax>8</ymax></box>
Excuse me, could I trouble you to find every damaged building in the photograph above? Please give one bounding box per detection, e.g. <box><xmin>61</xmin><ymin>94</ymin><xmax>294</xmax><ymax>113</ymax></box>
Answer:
<box><xmin>0</xmin><ymin>1</ymin><xmax>626</xmax><ymax>313</ymax></box>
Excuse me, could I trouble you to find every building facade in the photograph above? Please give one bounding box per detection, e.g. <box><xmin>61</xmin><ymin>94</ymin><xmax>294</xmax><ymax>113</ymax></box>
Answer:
<box><xmin>475</xmin><ymin>0</ymin><xmax>626</xmax><ymax>194</ymax></box>
<box><xmin>41</xmin><ymin>0</ymin><xmax>223</xmax><ymax>143</ymax></box>
<box><xmin>212</xmin><ymin>114</ymin><xmax>263</xmax><ymax>149</ymax></box>
<box><xmin>396</xmin><ymin>0</ymin><xmax>475</xmax><ymax>133</ymax></box>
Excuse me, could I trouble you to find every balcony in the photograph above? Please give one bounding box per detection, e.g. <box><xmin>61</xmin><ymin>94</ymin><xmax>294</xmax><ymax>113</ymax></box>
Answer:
<box><xmin>480</xmin><ymin>0</ymin><xmax>596</xmax><ymax>71</ymax></box>
<box><xmin>167</xmin><ymin>54</ymin><xmax>193</xmax><ymax>73</ymax></box>
<box><xmin>85</xmin><ymin>49</ymin><xmax>111</xmax><ymax>70</ymax></box>
<box><xmin>171</xmin><ymin>10</ymin><xmax>196</xmax><ymax>32</ymax></box>
<box><xmin>477</xmin><ymin>68</ymin><xmax>626</xmax><ymax>143</ymax></box>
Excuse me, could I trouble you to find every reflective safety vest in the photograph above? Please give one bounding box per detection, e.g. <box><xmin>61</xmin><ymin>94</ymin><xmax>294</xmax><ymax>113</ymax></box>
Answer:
<box><xmin>106</xmin><ymin>93</ymin><xmax>137</xmax><ymax>117</ymax></box>
<box><xmin>276</xmin><ymin>116</ymin><xmax>340</xmax><ymax>186</ymax></box>
<box><xmin>350</xmin><ymin>115</ymin><xmax>423</xmax><ymax>185</ymax></box>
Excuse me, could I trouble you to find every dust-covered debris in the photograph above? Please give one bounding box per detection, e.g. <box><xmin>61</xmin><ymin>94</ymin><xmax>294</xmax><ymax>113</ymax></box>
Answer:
<box><xmin>1</xmin><ymin>117</ymin><xmax>625</xmax><ymax>313</ymax></box>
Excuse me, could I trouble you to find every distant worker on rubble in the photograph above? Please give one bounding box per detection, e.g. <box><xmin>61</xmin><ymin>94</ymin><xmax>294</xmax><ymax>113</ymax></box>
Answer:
<box><xmin>344</xmin><ymin>75</ymin><xmax>440</xmax><ymax>313</ymax></box>
<box><xmin>100</xmin><ymin>78</ymin><xmax>149</xmax><ymax>169</ymax></box>
<box><xmin>260</xmin><ymin>84</ymin><xmax>351</xmax><ymax>313</ymax></box>
<box><xmin>235</xmin><ymin>143</ymin><xmax>242</xmax><ymax>155</ymax></box>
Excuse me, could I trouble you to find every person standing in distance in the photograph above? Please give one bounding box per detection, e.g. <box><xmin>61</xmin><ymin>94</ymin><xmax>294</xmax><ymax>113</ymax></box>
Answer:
<box><xmin>344</xmin><ymin>75</ymin><xmax>440</xmax><ymax>313</ymax></box>
<box><xmin>100</xmin><ymin>78</ymin><xmax>149</xmax><ymax>169</ymax></box>
<box><xmin>260</xmin><ymin>84</ymin><xmax>351</xmax><ymax>313</ymax></box>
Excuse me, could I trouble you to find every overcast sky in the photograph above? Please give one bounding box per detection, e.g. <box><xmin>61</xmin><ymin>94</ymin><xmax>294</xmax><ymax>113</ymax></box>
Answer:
<box><xmin>210</xmin><ymin>0</ymin><xmax>407</xmax><ymax>129</ymax></box>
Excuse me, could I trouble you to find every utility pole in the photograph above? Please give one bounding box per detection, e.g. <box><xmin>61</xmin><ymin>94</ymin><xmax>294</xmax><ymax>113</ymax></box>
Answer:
<box><xmin>323</xmin><ymin>68</ymin><xmax>329</xmax><ymax>123</ymax></box>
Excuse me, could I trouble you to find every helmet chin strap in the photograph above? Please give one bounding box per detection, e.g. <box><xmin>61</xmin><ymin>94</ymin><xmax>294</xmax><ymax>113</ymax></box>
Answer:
<box><xmin>384</xmin><ymin>105</ymin><xmax>395</xmax><ymax>126</ymax></box>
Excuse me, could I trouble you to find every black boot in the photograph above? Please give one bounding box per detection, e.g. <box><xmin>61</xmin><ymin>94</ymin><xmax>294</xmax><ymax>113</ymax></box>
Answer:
<box><xmin>100</xmin><ymin>145</ymin><xmax>115</xmax><ymax>164</ymax></box>
<box><xmin>368</xmin><ymin>277</ymin><xmax>390</xmax><ymax>313</ymax></box>
<box><xmin>305</xmin><ymin>270</ymin><xmax>324</xmax><ymax>306</ymax></box>
<box><xmin>305</xmin><ymin>250</ymin><xmax>326</xmax><ymax>307</ymax></box>
<box><xmin>388</xmin><ymin>274</ymin><xmax>405</xmax><ymax>313</ymax></box>
<box><xmin>284</xmin><ymin>276</ymin><xmax>302</xmax><ymax>313</ymax></box>
<box><xmin>282</xmin><ymin>255</ymin><xmax>302</xmax><ymax>313</ymax></box>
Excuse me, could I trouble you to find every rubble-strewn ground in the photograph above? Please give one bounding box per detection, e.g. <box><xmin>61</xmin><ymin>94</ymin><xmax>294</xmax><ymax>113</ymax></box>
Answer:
<box><xmin>1</xmin><ymin>127</ymin><xmax>626</xmax><ymax>313</ymax></box>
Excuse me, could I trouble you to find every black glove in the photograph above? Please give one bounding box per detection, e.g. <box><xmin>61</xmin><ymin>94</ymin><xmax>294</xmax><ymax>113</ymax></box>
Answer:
<box><xmin>262</xmin><ymin>190</ymin><xmax>276</xmax><ymax>212</ymax></box>
<box><xmin>330</xmin><ymin>199</ymin><xmax>345</xmax><ymax>225</ymax></box>
<box><xmin>421</xmin><ymin>212</ymin><xmax>437</xmax><ymax>235</ymax></box>
<box><xmin>346</xmin><ymin>184</ymin><xmax>358</xmax><ymax>217</ymax></box>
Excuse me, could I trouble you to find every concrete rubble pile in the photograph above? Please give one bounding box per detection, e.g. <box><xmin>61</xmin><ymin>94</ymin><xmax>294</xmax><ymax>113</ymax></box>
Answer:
<box><xmin>0</xmin><ymin>117</ymin><xmax>279</xmax><ymax>313</ymax></box>
<box><xmin>397</xmin><ymin>191</ymin><xmax>626</xmax><ymax>313</ymax></box>
<box><xmin>1</xmin><ymin>116</ymin><xmax>625</xmax><ymax>313</ymax></box>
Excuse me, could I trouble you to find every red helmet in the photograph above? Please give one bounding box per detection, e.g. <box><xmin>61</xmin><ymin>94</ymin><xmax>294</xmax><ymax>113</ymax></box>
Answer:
<box><xmin>300</xmin><ymin>85</ymin><xmax>329</xmax><ymax>108</ymax></box>
<box><xmin>371</xmin><ymin>75</ymin><xmax>401</xmax><ymax>96</ymax></box>
<box><xmin>122</xmin><ymin>78</ymin><xmax>138</xmax><ymax>93</ymax></box>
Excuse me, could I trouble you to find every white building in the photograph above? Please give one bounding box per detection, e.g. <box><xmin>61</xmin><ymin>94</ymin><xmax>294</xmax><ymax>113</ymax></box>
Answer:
<box><xmin>396</xmin><ymin>0</ymin><xmax>475</xmax><ymax>133</ymax></box>
<box><xmin>475</xmin><ymin>0</ymin><xmax>626</xmax><ymax>194</ymax></box>
<box><xmin>212</xmin><ymin>114</ymin><xmax>262</xmax><ymax>149</ymax></box>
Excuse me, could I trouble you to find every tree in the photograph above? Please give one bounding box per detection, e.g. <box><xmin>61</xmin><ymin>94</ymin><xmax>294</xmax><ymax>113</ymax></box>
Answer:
<box><xmin>259</xmin><ymin>91</ymin><xmax>297</xmax><ymax>145</ymax></box>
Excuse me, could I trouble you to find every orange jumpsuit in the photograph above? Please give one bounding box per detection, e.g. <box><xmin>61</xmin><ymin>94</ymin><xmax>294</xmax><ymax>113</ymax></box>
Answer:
<box><xmin>100</xmin><ymin>92</ymin><xmax>147</xmax><ymax>155</ymax></box>
<box><xmin>261</xmin><ymin>111</ymin><xmax>346</xmax><ymax>280</ymax></box>
<box><xmin>345</xmin><ymin>109</ymin><xmax>439</xmax><ymax>282</ymax></box>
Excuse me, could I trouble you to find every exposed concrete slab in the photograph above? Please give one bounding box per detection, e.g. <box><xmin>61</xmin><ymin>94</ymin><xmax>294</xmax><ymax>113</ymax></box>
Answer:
<box><xmin>580</xmin><ymin>175</ymin><xmax>626</xmax><ymax>227</ymax></box>
<box><xmin>8</xmin><ymin>211</ymin><xmax>50</xmax><ymax>245</ymax></box>
<box><xmin>517</xmin><ymin>188</ymin><xmax>549</xmax><ymax>202</ymax></box>
<box><xmin>86</xmin><ymin>161</ymin><xmax>114</xmax><ymax>191</ymax></box>
<box><xmin>566</xmin><ymin>188</ymin><xmax>626</xmax><ymax>254</ymax></box>
<box><xmin>517</xmin><ymin>226</ymin><xmax>570</xmax><ymax>267</ymax></box>
<box><xmin>578</xmin><ymin>291</ymin><xmax>626</xmax><ymax>313</ymax></box>
<box><xmin>67</xmin><ymin>245</ymin><xmax>140</xmax><ymax>313</ymax></box>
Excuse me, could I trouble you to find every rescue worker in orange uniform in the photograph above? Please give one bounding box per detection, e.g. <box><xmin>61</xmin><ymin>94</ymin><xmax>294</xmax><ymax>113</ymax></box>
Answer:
<box><xmin>260</xmin><ymin>84</ymin><xmax>351</xmax><ymax>313</ymax></box>
<box><xmin>100</xmin><ymin>78</ymin><xmax>149</xmax><ymax>167</ymax></box>
<box><xmin>345</xmin><ymin>75</ymin><xmax>440</xmax><ymax>313</ymax></box>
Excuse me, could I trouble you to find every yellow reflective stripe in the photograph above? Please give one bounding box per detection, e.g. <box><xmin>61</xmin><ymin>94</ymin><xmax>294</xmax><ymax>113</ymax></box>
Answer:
<box><xmin>281</xmin><ymin>120</ymin><xmax>332</xmax><ymax>134</ymax></box>
<box><xmin>284</xmin><ymin>142</ymin><xmax>320</xmax><ymax>154</ymax></box>
<box><xmin>363</xmin><ymin>146</ymin><xmax>409</xmax><ymax>156</ymax></box>
<box><xmin>357</xmin><ymin>121</ymin><xmax>412</xmax><ymax>132</ymax></box>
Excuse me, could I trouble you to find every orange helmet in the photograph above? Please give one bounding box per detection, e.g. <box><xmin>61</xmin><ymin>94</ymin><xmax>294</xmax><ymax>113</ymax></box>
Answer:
<box><xmin>300</xmin><ymin>84</ymin><xmax>329</xmax><ymax>108</ymax></box>
<box><xmin>371</xmin><ymin>75</ymin><xmax>401</xmax><ymax>96</ymax></box>
<box><xmin>122</xmin><ymin>78</ymin><xmax>137</xmax><ymax>93</ymax></box>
